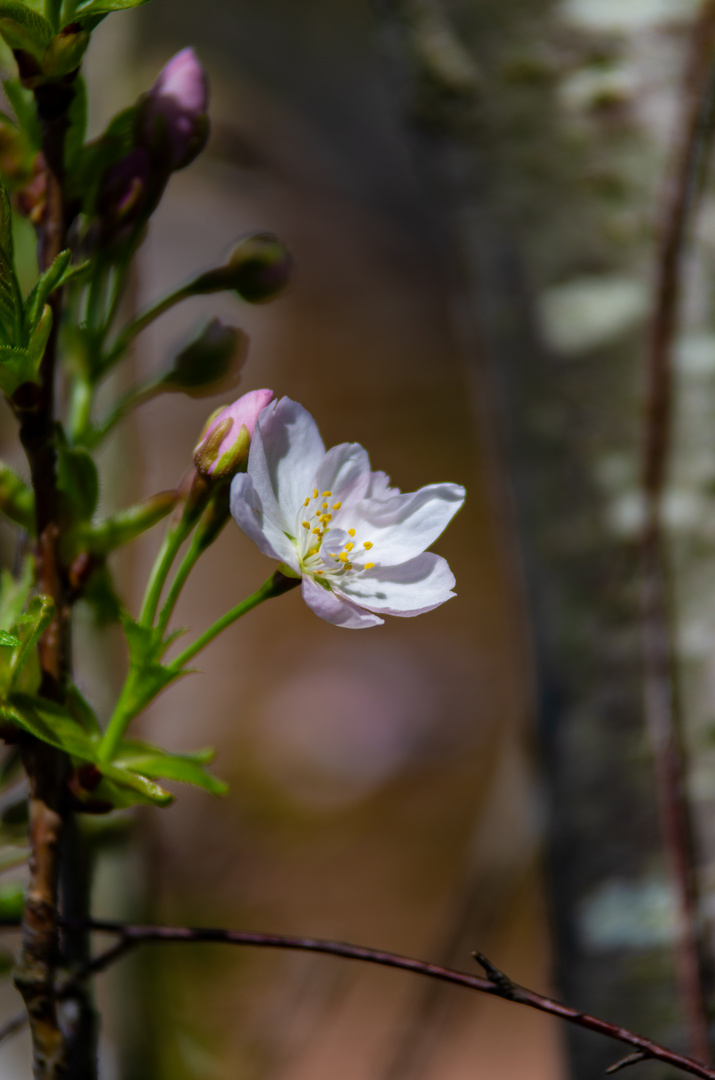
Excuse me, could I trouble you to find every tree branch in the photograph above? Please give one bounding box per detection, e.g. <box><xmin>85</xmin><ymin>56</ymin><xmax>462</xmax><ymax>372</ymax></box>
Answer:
<box><xmin>641</xmin><ymin>0</ymin><xmax>715</xmax><ymax>1062</ymax></box>
<box><xmin>0</xmin><ymin>919</ymin><xmax>693</xmax><ymax>1080</ymax></box>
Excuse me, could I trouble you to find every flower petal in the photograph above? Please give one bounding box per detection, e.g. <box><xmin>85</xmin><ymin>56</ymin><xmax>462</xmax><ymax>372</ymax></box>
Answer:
<box><xmin>230</xmin><ymin>473</ymin><xmax>299</xmax><ymax>570</ymax></box>
<box><xmin>314</xmin><ymin>443</ymin><xmax>371</xmax><ymax>507</ymax></box>
<box><xmin>365</xmin><ymin>470</ymin><xmax>399</xmax><ymax>499</ymax></box>
<box><xmin>301</xmin><ymin>576</ymin><xmax>384</xmax><ymax>629</ymax></box>
<box><xmin>344</xmin><ymin>483</ymin><xmax>465</xmax><ymax>566</ymax></box>
<box><xmin>249</xmin><ymin>397</ymin><xmax>326</xmax><ymax>528</ymax></box>
<box><xmin>335</xmin><ymin>552</ymin><xmax>456</xmax><ymax>616</ymax></box>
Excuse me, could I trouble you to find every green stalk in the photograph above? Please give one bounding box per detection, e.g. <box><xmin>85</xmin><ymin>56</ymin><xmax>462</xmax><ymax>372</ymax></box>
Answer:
<box><xmin>138</xmin><ymin>523</ymin><xmax>189</xmax><ymax>628</ymax></box>
<box><xmin>168</xmin><ymin>571</ymin><xmax>299</xmax><ymax>671</ymax></box>
<box><xmin>157</xmin><ymin>534</ymin><xmax>204</xmax><ymax>634</ymax></box>
<box><xmin>102</xmin><ymin>282</ymin><xmax>193</xmax><ymax>373</ymax></box>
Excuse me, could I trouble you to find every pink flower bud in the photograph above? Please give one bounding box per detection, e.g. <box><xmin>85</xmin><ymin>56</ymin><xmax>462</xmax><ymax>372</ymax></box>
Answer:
<box><xmin>141</xmin><ymin>47</ymin><xmax>209</xmax><ymax>171</ymax></box>
<box><xmin>194</xmin><ymin>389</ymin><xmax>274</xmax><ymax>479</ymax></box>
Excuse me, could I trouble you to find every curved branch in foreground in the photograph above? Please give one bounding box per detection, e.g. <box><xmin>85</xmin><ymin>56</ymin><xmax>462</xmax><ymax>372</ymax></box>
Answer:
<box><xmin>6</xmin><ymin>919</ymin><xmax>698</xmax><ymax>1080</ymax></box>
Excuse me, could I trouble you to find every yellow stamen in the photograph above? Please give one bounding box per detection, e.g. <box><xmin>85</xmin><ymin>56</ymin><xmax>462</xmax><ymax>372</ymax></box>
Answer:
<box><xmin>308</xmin><ymin>547</ymin><xmax>318</xmax><ymax>556</ymax></box>
<box><xmin>322</xmin><ymin>490</ymin><xmax>332</xmax><ymax>497</ymax></box>
<box><xmin>323</xmin><ymin>513</ymin><xmax>332</xmax><ymax>523</ymax></box>
<box><xmin>363</xmin><ymin>541</ymin><xmax>373</xmax><ymax>550</ymax></box>
<box><xmin>322</xmin><ymin>502</ymin><xmax>328</xmax><ymax>509</ymax></box>
<box><xmin>312</xmin><ymin>528</ymin><xmax>322</xmax><ymax>535</ymax></box>
<box><xmin>304</xmin><ymin>497</ymin><xmax>310</xmax><ymax>507</ymax></box>
<box><xmin>313</xmin><ymin>489</ymin><xmax>318</xmax><ymax>499</ymax></box>
<box><xmin>364</xmin><ymin>562</ymin><xmax>374</xmax><ymax>570</ymax></box>
<box><xmin>339</xmin><ymin>552</ymin><xmax>349</xmax><ymax>563</ymax></box>
<box><xmin>345</xmin><ymin>542</ymin><xmax>354</xmax><ymax>552</ymax></box>
<box><xmin>348</xmin><ymin>529</ymin><xmax>356</xmax><ymax>537</ymax></box>
<box><xmin>302</xmin><ymin>521</ymin><xmax>310</xmax><ymax>529</ymax></box>
<box><xmin>316</xmin><ymin>570</ymin><xmax>324</xmax><ymax>575</ymax></box>
<box><xmin>332</xmin><ymin>501</ymin><xmax>342</xmax><ymax>510</ymax></box>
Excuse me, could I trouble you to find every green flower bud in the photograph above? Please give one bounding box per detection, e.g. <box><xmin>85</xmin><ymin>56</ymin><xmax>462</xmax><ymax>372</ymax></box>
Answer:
<box><xmin>161</xmin><ymin>319</ymin><xmax>248</xmax><ymax>397</ymax></box>
<box><xmin>190</xmin><ymin>233</ymin><xmax>293</xmax><ymax>303</ymax></box>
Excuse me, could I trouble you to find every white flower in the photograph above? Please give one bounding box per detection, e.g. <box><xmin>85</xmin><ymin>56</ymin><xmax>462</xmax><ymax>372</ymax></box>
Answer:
<box><xmin>229</xmin><ymin>398</ymin><xmax>465</xmax><ymax>629</ymax></box>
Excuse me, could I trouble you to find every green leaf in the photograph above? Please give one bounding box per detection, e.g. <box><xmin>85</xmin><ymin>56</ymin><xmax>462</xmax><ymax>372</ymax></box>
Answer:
<box><xmin>0</xmin><ymin>462</ymin><xmax>34</xmax><ymax>531</ymax></box>
<box><xmin>0</xmin><ymin>880</ymin><xmax>24</xmax><ymax>922</ymax></box>
<box><xmin>3</xmin><ymin>690</ymin><xmax>94</xmax><ymax>758</ymax></box>
<box><xmin>0</xmin><ymin>558</ymin><xmax>34</xmax><ymax>632</ymax></box>
<box><xmin>0</xmin><ymin>301</ymin><xmax>52</xmax><ymax>392</ymax></box>
<box><xmin>0</xmin><ymin>2</ymin><xmax>53</xmax><ymax>59</ymax></box>
<box><xmin>57</xmin><ymin>443</ymin><xmax>98</xmax><ymax>521</ymax></box>
<box><xmin>0</xmin><ymin>631</ymin><xmax>20</xmax><ymax>647</ymax></box>
<box><xmin>80</xmin><ymin>562</ymin><xmax>121</xmax><ymax>625</ymax></box>
<box><xmin>95</xmin><ymin>762</ymin><xmax>173</xmax><ymax>807</ymax></box>
<box><xmin>5</xmin><ymin>594</ymin><xmax>53</xmax><ymax>688</ymax></box>
<box><xmin>0</xmin><ymin>181</ymin><xmax>13</xmax><ymax>262</ymax></box>
<box><xmin>66</xmin><ymin>684</ymin><xmax>101</xmax><ymax>736</ymax></box>
<box><xmin>115</xmin><ymin>739</ymin><xmax>228</xmax><ymax>795</ymax></box>
<box><xmin>0</xmin><ymin>182</ymin><xmax>23</xmax><ymax>348</ymax></box>
<box><xmin>118</xmin><ymin>613</ymin><xmax>186</xmax><ymax>723</ymax></box>
<box><xmin>41</xmin><ymin>26</ymin><xmax>88</xmax><ymax>77</ymax></box>
<box><xmin>3</xmin><ymin>77</ymin><xmax>41</xmax><ymax>148</ymax></box>
<box><xmin>23</xmin><ymin>248</ymin><xmax>70</xmax><ymax>333</ymax></box>
<box><xmin>73</xmin><ymin>0</ymin><xmax>150</xmax><ymax>16</ymax></box>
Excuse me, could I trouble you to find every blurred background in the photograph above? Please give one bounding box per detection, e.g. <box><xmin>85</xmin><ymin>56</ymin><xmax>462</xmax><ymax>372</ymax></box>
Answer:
<box><xmin>3</xmin><ymin>0</ymin><xmax>715</xmax><ymax>1077</ymax></box>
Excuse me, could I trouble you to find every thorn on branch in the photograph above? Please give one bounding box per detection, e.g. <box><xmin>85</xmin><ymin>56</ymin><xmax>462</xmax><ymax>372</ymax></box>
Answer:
<box><xmin>606</xmin><ymin>1051</ymin><xmax>649</xmax><ymax>1074</ymax></box>
<box><xmin>472</xmin><ymin>951</ymin><xmax>518</xmax><ymax>999</ymax></box>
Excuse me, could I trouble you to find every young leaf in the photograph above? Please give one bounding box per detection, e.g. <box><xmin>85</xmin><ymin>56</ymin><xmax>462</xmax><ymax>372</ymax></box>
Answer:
<box><xmin>117</xmin><ymin>614</ymin><xmax>187</xmax><ymax>723</ymax></box>
<box><xmin>41</xmin><ymin>26</ymin><xmax>89</xmax><ymax>77</ymax></box>
<box><xmin>80</xmin><ymin>562</ymin><xmax>122</xmax><ymax>625</ymax></box>
<box><xmin>0</xmin><ymin>462</ymin><xmax>34</xmax><ymax>531</ymax></box>
<box><xmin>0</xmin><ymin>631</ymin><xmax>19</xmax><ymax>647</ymax></box>
<box><xmin>66</xmin><ymin>684</ymin><xmax>102</xmax><ymax>736</ymax></box>
<box><xmin>0</xmin><ymin>558</ymin><xmax>34</xmax><ymax>632</ymax></box>
<box><xmin>2</xmin><ymin>77</ymin><xmax>41</xmax><ymax>149</ymax></box>
<box><xmin>6</xmin><ymin>594</ymin><xmax>53</xmax><ymax>688</ymax></box>
<box><xmin>93</xmin><ymin>762</ymin><xmax>173</xmax><ymax>808</ymax></box>
<box><xmin>0</xmin><ymin>2</ymin><xmax>53</xmax><ymax>60</ymax></box>
<box><xmin>0</xmin><ymin>183</ymin><xmax>23</xmax><ymax>347</ymax></box>
<box><xmin>23</xmin><ymin>248</ymin><xmax>71</xmax><ymax>333</ymax></box>
<box><xmin>3</xmin><ymin>691</ymin><xmax>94</xmax><ymax>758</ymax></box>
<box><xmin>57</xmin><ymin>444</ymin><xmax>99</xmax><ymax>521</ymax></box>
<box><xmin>114</xmin><ymin>739</ymin><xmax>228</xmax><ymax>796</ymax></box>
<box><xmin>73</xmin><ymin>0</ymin><xmax>150</xmax><ymax>17</ymax></box>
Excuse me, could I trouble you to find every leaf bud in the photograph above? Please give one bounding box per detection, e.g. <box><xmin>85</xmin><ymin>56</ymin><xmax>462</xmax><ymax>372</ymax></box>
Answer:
<box><xmin>194</xmin><ymin>388</ymin><xmax>274</xmax><ymax>479</ymax></box>
<box><xmin>190</xmin><ymin>233</ymin><xmax>293</xmax><ymax>303</ymax></box>
<box><xmin>139</xmin><ymin>47</ymin><xmax>209</xmax><ymax>171</ymax></box>
<box><xmin>161</xmin><ymin>319</ymin><xmax>248</xmax><ymax>397</ymax></box>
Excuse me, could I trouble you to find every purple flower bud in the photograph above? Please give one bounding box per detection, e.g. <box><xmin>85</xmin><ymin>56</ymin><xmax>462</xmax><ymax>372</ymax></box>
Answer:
<box><xmin>97</xmin><ymin>147</ymin><xmax>152</xmax><ymax>233</ymax></box>
<box><xmin>194</xmin><ymin>389</ymin><xmax>274</xmax><ymax>479</ymax></box>
<box><xmin>141</xmin><ymin>47</ymin><xmax>209</xmax><ymax>171</ymax></box>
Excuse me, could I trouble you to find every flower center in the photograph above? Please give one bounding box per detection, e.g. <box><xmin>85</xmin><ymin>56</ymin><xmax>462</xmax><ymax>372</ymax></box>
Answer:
<box><xmin>295</xmin><ymin>489</ymin><xmax>375</xmax><ymax>579</ymax></box>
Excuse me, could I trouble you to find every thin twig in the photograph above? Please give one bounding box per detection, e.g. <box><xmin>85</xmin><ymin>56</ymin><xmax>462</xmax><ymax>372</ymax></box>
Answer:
<box><xmin>25</xmin><ymin>918</ymin><xmax>711</xmax><ymax>1080</ymax></box>
<box><xmin>641</xmin><ymin>0</ymin><xmax>715</xmax><ymax>1062</ymax></box>
<box><xmin>0</xmin><ymin>937</ymin><xmax>136</xmax><ymax>1049</ymax></box>
<box><xmin>606</xmin><ymin>1052</ymin><xmax>649</xmax><ymax>1075</ymax></box>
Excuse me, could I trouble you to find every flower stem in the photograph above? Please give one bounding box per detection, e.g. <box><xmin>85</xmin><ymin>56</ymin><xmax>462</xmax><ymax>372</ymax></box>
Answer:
<box><xmin>138</xmin><ymin>524</ymin><xmax>189</xmax><ymax>628</ymax></box>
<box><xmin>157</xmin><ymin>533</ymin><xmax>204</xmax><ymax>633</ymax></box>
<box><xmin>103</xmin><ymin>283</ymin><xmax>193</xmax><ymax>372</ymax></box>
<box><xmin>169</xmin><ymin>571</ymin><xmax>299</xmax><ymax>671</ymax></box>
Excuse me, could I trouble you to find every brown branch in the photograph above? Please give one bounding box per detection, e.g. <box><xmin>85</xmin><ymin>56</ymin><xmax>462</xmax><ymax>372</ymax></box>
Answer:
<box><xmin>640</xmin><ymin>0</ymin><xmax>715</xmax><ymax>1062</ymax></box>
<box><xmin>13</xmin><ymin>918</ymin><xmax>703</xmax><ymax>1080</ymax></box>
<box><xmin>0</xmin><ymin>937</ymin><xmax>136</xmax><ymax>1049</ymax></box>
<box><xmin>10</xmin><ymin>76</ymin><xmax>77</xmax><ymax>1080</ymax></box>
